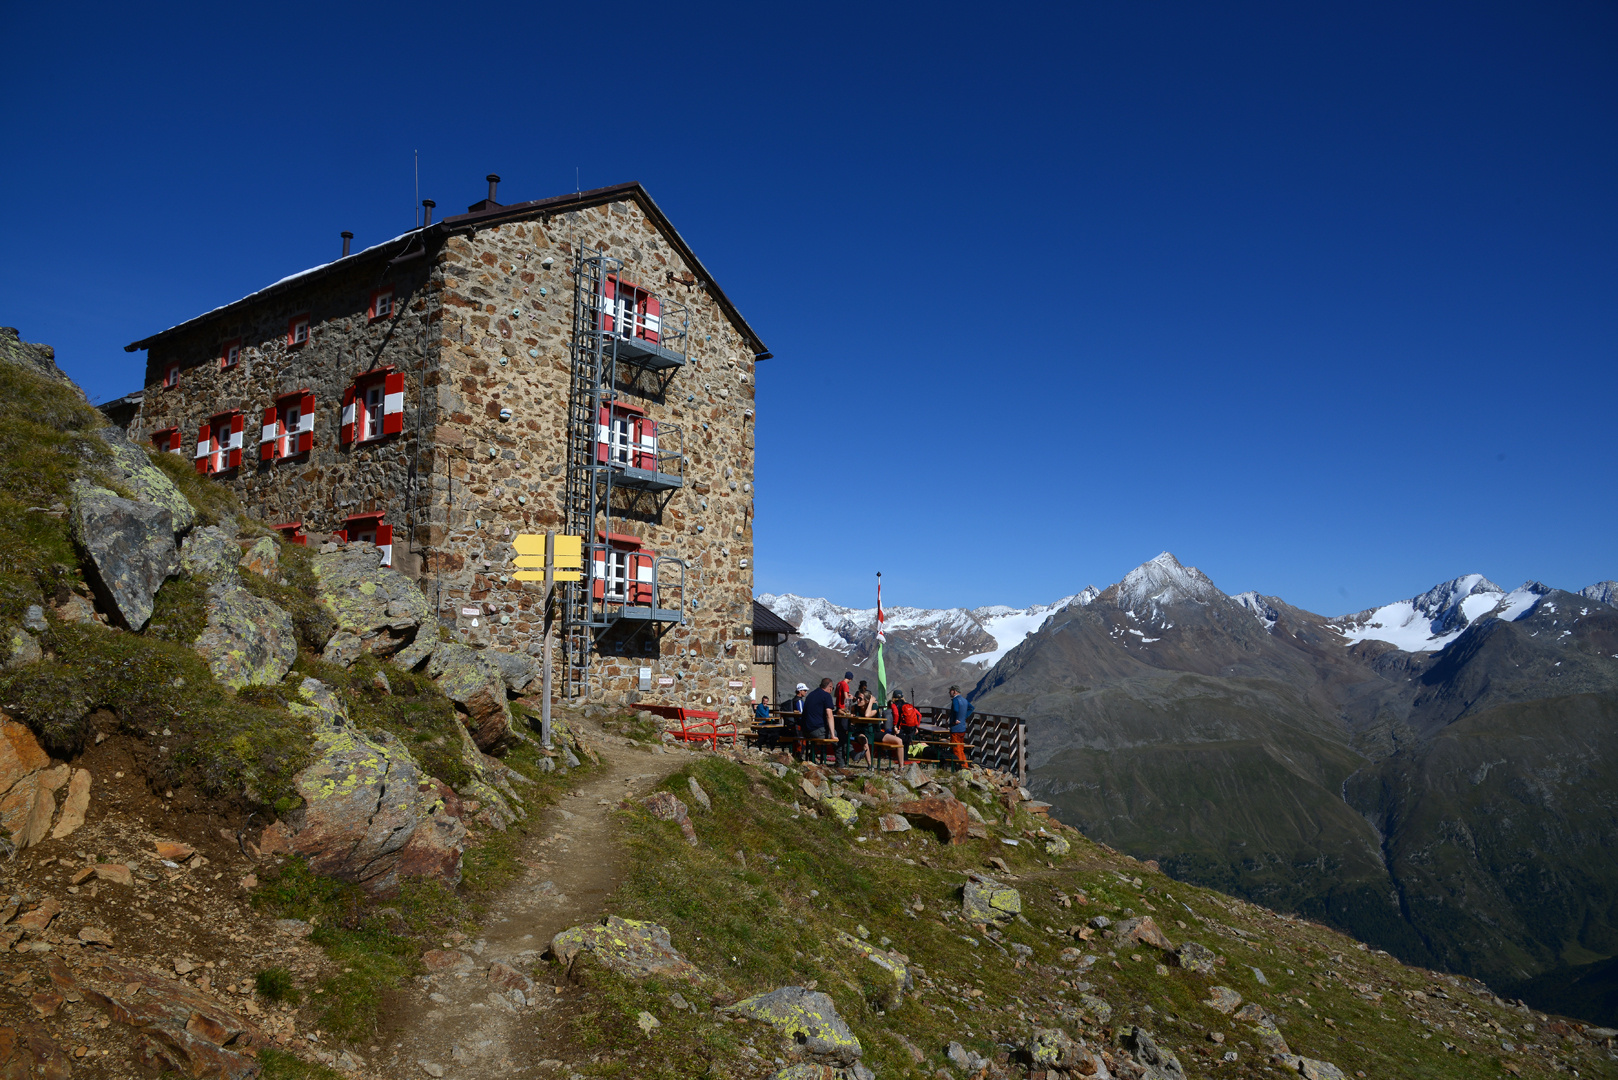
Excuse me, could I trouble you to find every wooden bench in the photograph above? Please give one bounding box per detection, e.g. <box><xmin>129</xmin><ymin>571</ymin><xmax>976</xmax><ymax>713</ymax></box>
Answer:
<box><xmin>630</xmin><ymin>704</ymin><xmax>729</xmax><ymax>749</ymax></box>
<box><xmin>805</xmin><ymin>738</ymin><xmax>841</xmax><ymax>766</ymax></box>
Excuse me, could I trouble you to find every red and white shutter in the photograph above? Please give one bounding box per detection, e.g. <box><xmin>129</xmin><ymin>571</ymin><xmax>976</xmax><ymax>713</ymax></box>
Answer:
<box><xmin>332</xmin><ymin>528</ymin><xmax>347</xmax><ymax>543</ymax></box>
<box><xmin>635</xmin><ymin>417</ymin><xmax>658</xmax><ymax>471</ymax></box>
<box><xmin>643</xmin><ymin>293</ymin><xmax>661</xmax><ymax>343</ymax></box>
<box><xmin>227</xmin><ymin>414</ymin><xmax>244</xmax><ymax>469</ymax></box>
<box><xmin>600</xmin><ymin>276</ymin><xmax>617</xmax><ymax>334</ymax></box>
<box><xmin>375</xmin><ymin>523</ymin><xmax>393</xmax><ymax>567</ymax></box>
<box><xmin>381</xmin><ymin>372</ymin><xmax>404</xmax><ymax>436</ymax></box>
<box><xmin>297</xmin><ymin>392</ymin><xmax>316</xmax><ymax>453</ymax></box>
<box><xmin>340</xmin><ymin>385</ymin><xmax>356</xmax><ymax>445</ymax></box>
<box><xmin>595</xmin><ymin>404</ymin><xmax>611</xmax><ymax>463</ymax></box>
<box><xmin>194</xmin><ymin>422</ymin><xmax>212</xmax><ymax>474</ymax></box>
<box><xmin>260</xmin><ymin>406</ymin><xmax>279</xmax><ymax>462</ymax></box>
<box><xmin>591</xmin><ymin>544</ymin><xmax>607</xmax><ymax>600</ymax></box>
<box><xmin>632</xmin><ymin>549</ymin><xmax>655</xmax><ymax>605</ymax></box>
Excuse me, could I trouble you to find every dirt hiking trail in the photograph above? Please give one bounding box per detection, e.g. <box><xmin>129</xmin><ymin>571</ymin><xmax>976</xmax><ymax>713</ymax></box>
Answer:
<box><xmin>382</xmin><ymin>724</ymin><xmax>692</xmax><ymax>1078</ymax></box>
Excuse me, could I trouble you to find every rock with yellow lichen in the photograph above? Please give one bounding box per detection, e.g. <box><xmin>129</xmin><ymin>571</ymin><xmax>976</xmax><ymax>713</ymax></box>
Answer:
<box><xmin>257</xmin><ymin>677</ymin><xmax>467</xmax><ymax>895</ymax></box>
<box><xmin>722</xmin><ymin>986</ymin><xmax>864</xmax><ymax>1067</ymax></box>
<box><xmin>550</xmin><ymin>915</ymin><xmax>706</xmax><ymax>984</ymax></box>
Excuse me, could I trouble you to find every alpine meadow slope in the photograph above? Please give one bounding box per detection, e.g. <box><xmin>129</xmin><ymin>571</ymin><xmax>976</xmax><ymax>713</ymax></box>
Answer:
<box><xmin>965</xmin><ymin>552</ymin><xmax>1618</xmax><ymax>1026</ymax></box>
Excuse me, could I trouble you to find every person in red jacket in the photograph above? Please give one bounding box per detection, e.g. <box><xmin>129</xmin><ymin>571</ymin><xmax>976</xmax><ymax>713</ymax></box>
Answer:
<box><xmin>835</xmin><ymin>671</ymin><xmax>852</xmax><ymax>711</ymax></box>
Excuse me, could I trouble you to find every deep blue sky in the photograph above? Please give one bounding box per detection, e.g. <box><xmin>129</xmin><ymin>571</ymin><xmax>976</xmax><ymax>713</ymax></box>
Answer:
<box><xmin>4</xmin><ymin>2</ymin><xmax>1614</xmax><ymax>616</ymax></box>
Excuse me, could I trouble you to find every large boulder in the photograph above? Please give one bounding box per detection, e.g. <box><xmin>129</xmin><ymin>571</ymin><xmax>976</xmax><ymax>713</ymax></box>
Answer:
<box><xmin>179</xmin><ymin>525</ymin><xmax>241</xmax><ymax>580</ymax></box>
<box><xmin>485</xmin><ymin>649</ymin><xmax>540</xmax><ymax>694</ymax></box>
<box><xmin>311</xmin><ymin>545</ymin><xmax>430</xmax><ymax>657</ymax></box>
<box><xmin>1114</xmin><ymin>915</ymin><xmax>1175</xmax><ymax>951</ymax></box>
<box><xmin>961</xmin><ymin>875</ymin><xmax>1022</xmax><ymax>923</ymax></box>
<box><xmin>69</xmin><ymin>483</ymin><xmax>178</xmax><ymax>630</ymax></box>
<box><xmin>723</xmin><ymin>987</ymin><xmax>863</xmax><ymax>1066</ymax></box>
<box><xmin>48</xmin><ymin>957</ymin><xmax>264</xmax><ymax>1080</ymax></box>
<box><xmin>1117</xmin><ymin>1026</ymin><xmax>1184</xmax><ymax>1079</ymax></box>
<box><xmin>894</xmin><ymin>797</ymin><xmax>970</xmax><ymax>844</ymax></box>
<box><xmin>834</xmin><ymin>930</ymin><xmax>911</xmax><ymax>1009</ymax></box>
<box><xmin>256</xmin><ymin>679</ymin><xmax>467</xmax><ymax>895</ymax></box>
<box><xmin>95</xmin><ymin>428</ymin><xmax>197</xmax><ymax>535</ymax></box>
<box><xmin>550</xmin><ymin>916</ymin><xmax>704</xmax><ymax>984</ymax></box>
<box><xmin>427</xmin><ymin>642</ymin><xmax>513</xmax><ymax>751</ymax></box>
<box><xmin>191</xmin><ymin>583</ymin><xmax>297</xmax><ymax>689</ymax></box>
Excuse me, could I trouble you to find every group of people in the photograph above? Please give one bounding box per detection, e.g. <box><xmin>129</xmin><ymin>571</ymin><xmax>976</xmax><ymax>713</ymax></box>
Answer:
<box><xmin>754</xmin><ymin>671</ymin><xmax>974</xmax><ymax>768</ymax></box>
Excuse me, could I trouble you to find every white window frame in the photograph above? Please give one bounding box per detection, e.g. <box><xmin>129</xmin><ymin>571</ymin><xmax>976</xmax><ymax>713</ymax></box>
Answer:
<box><xmin>373</xmin><ymin>290</ymin><xmax>393</xmax><ymax>319</ymax></box>
<box><xmin>607</xmin><ymin>415</ymin><xmax>635</xmax><ymax>467</ymax></box>
<box><xmin>604</xmin><ymin>549</ymin><xmax>631</xmax><ymax>600</ymax></box>
<box><xmin>362</xmin><ymin>383</ymin><xmax>385</xmax><ymax>441</ymax></box>
<box><xmin>291</xmin><ymin>318</ymin><xmax>310</xmax><ymax>346</ymax></box>
<box><xmin>165</xmin><ymin>364</ymin><xmax>179</xmax><ymax>388</ymax></box>
<box><xmin>210</xmin><ymin>419</ymin><xmax>232</xmax><ymax>472</ymax></box>
<box><xmin>223</xmin><ymin>343</ymin><xmax>241</xmax><ymax>368</ymax></box>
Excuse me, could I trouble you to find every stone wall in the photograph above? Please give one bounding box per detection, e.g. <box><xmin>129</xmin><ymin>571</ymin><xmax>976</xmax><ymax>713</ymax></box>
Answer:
<box><xmin>137</xmin><ymin>258</ymin><xmax>437</xmax><ymax>574</ymax></box>
<box><xmin>425</xmin><ymin>198</ymin><xmax>759</xmax><ymax>716</ymax></box>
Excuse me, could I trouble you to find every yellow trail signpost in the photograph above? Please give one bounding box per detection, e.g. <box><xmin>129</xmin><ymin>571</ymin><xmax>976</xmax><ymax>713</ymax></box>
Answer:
<box><xmin>511</xmin><ymin>532</ymin><xmax>583</xmax><ymax>747</ymax></box>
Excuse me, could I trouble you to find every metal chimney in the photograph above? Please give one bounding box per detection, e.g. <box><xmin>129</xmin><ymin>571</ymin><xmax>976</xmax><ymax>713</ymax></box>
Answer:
<box><xmin>421</xmin><ymin>199</ymin><xmax>435</xmax><ymax>227</ymax></box>
<box><xmin>341</xmin><ymin>231</ymin><xmax>353</xmax><ymax>257</ymax></box>
<box><xmin>486</xmin><ymin>174</ymin><xmax>501</xmax><ymax>202</ymax></box>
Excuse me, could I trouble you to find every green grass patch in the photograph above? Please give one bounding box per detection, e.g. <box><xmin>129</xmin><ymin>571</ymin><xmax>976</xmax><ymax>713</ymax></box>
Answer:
<box><xmin>144</xmin><ymin>446</ymin><xmax>239</xmax><ymax>528</ymax></box>
<box><xmin>257</xmin><ymin>1048</ymin><xmax>344</xmax><ymax>1080</ymax></box>
<box><xmin>599</xmin><ymin>709</ymin><xmax>661</xmax><ymax>744</ymax></box>
<box><xmin>586</xmin><ymin>757</ymin><xmax>1590</xmax><ymax>1080</ymax></box>
<box><xmin>254</xmin><ymin>967</ymin><xmax>300</xmax><ymax>1004</ymax></box>
<box><xmin>0</xmin><ymin>616</ymin><xmax>311</xmax><ymax>797</ymax></box>
<box><xmin>146</xmin><ymin>573</ymin><xmax>210</xmax><ymax>644</ymax></box>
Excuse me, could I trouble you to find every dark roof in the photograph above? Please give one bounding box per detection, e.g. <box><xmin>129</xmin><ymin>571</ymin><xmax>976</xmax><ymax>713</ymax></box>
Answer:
<box><xmin>125</xmin><ymin>182</ymin><xmax>770</xmax><ymax>359</ymax></box>
<box><xmin>752</xmin><ymin>600</ymin><xmax>798</xmax><ymax>636</ymax></box>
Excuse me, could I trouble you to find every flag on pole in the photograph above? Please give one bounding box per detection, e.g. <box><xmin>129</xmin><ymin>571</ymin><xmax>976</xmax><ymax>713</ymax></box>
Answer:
<box><xmin>875</xmin><ymin>572</ymin><xmax>888</xmax><ymax>708</ymax></box>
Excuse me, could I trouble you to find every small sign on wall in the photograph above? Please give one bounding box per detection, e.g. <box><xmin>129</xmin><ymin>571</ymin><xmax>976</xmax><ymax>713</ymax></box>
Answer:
<box><xmin>657</xmin><ymin>676</ymin><xmax>674</xmax><ymax>687</ymax></box>
<box><xmin>460</xmin><ymin>606</ymin><xmax>480</xmax><ymax>617</ymax></box>
<box><xmin>638</xmin><ymin>667</ymin><xmax>652</xmax><ymax>692</ymax></box>
<box><xmin>728</xmin><ymin>680</ymin><xmax>744</xmax><ymax>688</ymax></box>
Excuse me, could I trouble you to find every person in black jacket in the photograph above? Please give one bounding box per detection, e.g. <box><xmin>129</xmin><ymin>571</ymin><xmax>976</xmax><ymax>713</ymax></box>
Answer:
<box><xmin>802</xmin><ymin>678</ymin><xmax>839</xmax><ymax>764</ymax></box>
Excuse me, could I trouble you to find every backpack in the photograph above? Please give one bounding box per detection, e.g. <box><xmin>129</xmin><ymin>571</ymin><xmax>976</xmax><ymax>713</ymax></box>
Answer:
<box><xmin>894</xmin><ymin>702</ymin><xmax>922</xmax><ymax>728</ymax></box>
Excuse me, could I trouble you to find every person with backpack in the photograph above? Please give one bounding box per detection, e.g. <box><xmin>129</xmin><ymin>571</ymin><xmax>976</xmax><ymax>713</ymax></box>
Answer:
<box><xmin>946</xmin><ymin>685</ymin><xmax>974</xmax><ymax>767</ymax></box>
<box><xmin>889</xmin><ymin>689</ymin><xmax>923</xmax><ymax>754</ymax></box>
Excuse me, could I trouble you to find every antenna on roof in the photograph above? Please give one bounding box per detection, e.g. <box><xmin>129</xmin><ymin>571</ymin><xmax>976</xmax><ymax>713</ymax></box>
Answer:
<box><xmin>576</xmin><ymin>167</ymin><xmax>580</xmax><ymax>194</ymax></box>
<box><xmin>414</xmin><ymin>150</ymin><xmax>420</xmax><ymax>229</ymax></box>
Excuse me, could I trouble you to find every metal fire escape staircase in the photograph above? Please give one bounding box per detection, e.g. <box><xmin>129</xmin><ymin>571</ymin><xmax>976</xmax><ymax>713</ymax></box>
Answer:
<box><xmin>560</xmin><ymin>250</ymin><xmax>691</xmax><ymax>700</ymax></box>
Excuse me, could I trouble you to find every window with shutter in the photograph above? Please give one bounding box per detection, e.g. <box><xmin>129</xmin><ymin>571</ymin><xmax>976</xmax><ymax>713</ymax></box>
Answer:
<box><xmin>273</xmin><ymin>522</ymin><xmax>307</xmax><ymax>546</ymax></box>
<box><xmin>369</xmin><ymin>289</ymin><xmax>394</xmax><ymax>321</ymax></box>
<box><xmin>344</xmin><ymin>371</ymin><xmax>401</xmax><ymax>444</ymax></box>
<box><xmin>164</xmin><ymin>364</ymin><xmax>180</xmax><ymax>389</ymax></box>
<box><xmin>288</xmin><ymin>316</ymin><xmax>310</xmax><ymax>347</ymax></box>
<box><xmin>342</xmin><ymin>512</ymin><xmax>392</xmax><ymax>566</ymax></box>
<box><xmin>602</xmin><ymin>275</ymin><xmax>660</xmax><ymax>341</ymax></box>
<box><xmin>221</xmin><ymin>340</ymin><xmax>242</xmax><ymax>369</ymax></box>
<box><xmin>151</xmin><ymin>427</ymin><xmax>181</xmax><ymax>455</ymax></box>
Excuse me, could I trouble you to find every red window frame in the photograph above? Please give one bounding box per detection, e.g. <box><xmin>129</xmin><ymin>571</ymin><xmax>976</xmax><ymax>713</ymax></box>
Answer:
<box><xmin>595</xmin><ymin>399</ymin><xmax>659</xmax><ymax>472</ymax></box>
<box><xmin>368</xmin><ymin>288</ymin><xmax>395</xmax><ymax>321</ymax></box>
<box><xmin>334</xmin><ymin>511</ymin><xmax>393</xmax><ymax>566</ymax></box>
<box><xmin>591</xmin><ymin>532</ymin><xmax>654</xmax><ymax>604</ymax></box>
<box><xmin>150</xmin><ymin>427</ymin><xmax>182</xmax><ymax>455</ymax></box>
<box><xmin>220</xmin><ymin>339</ymin><xmax>243</xmax><ymax>369</ymax></box>
<box><xmin>602</xmin><ymin>275</ymin><xmax>662</xmax><ymax>343</ymax></box>
<box><xmin>195</xmin><ymin>410</ymin><xmax>244</xmax><ymax>475</ymax></box>
<box><xmin>340</xmin><ymin>368</ymin><xmax>404</xmax><ymax>445</ymax></box>
<box><xmin>260</xmin><ymin>388</ymin><xmax>317</xmax><ymax>462</ymax></box>
<box><xmin>272</xmin><ymin>522</ymin><xmax>308</xmax><ymax>546</ymax></box>
<box><xmin>163</xmin><ymin>363</ymin><xmax>180</xmax><ymax>389</ymax></box>
<box><xmin>287</xmin><ymin>315</ymin><xmax>311</xmax><ymax>347</ymax></box>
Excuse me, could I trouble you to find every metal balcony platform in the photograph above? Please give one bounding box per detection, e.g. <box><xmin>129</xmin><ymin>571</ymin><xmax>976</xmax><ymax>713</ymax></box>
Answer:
<box><xmin>601</xmin><ymin>605</ymin><xmax>684</xmax><ymax>626</ymax></box>
<box><xmin>612</xmin><ymin>334</ymin><xmax>685</xmax><ymax>370</ymax></box>
<box><xmin>612</xmin><ymin>464</ymin><xmax>683</xmax><ymax>492</ymax></box>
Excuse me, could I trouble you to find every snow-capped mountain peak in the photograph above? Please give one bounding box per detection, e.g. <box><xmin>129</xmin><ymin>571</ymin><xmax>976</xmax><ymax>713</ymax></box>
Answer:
<box><xmin>757</xmin><ymin>590</ymin><xmax>1096</xmax><ymax>669</ymax></box>
<box><xmin>1331</xmin><ymin>573</ymin><xmax>1508</xmax><ymax>652</ymax></box>
<box><xmin>1115</xmin><ymin>552</ymin><xmax>1223</xmax><ymax>612</ymax></box>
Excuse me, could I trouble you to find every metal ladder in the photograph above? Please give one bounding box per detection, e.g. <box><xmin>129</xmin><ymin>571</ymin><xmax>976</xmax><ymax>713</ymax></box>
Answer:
<box><xmin>561</xmin><ymin>251</ymin><xmax>608</xmax><ymax>699</ymax></box>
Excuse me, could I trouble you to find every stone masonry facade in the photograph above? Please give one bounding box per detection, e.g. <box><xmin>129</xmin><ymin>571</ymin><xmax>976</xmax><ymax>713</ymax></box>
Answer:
<box><xmin>127</xmin><ymin>183</ymin><xmax>766</xmax><ymax>716</ymax></box>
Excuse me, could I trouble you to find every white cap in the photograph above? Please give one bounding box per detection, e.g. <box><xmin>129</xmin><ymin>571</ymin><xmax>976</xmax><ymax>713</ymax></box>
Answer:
<box><xmin>795</xmin><ymin>683</ymin><xmax>809</xmax><ymax>691</ymax></box>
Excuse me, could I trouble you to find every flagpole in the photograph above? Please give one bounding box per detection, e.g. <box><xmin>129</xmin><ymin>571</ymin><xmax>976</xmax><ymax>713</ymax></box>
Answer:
<box><xmin>875</xmin><ymin>571</ymin><xmax>889</xmax><ymax>709</ymax></box>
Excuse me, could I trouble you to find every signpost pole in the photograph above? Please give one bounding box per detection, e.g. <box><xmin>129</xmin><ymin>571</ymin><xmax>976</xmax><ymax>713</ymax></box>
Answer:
<box><xmin>542</xmin><ymin>530</ymin><xmax>554</xmax><ymax>749</ymax></box>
